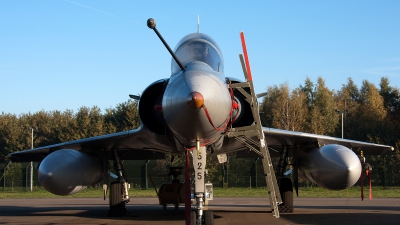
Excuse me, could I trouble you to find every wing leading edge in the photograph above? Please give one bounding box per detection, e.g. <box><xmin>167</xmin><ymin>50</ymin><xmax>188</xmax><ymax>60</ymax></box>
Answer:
<box><xmin>221</xmin><ymin>126</ymin><xmax>394</xmax><ymax>157</ymax></box>
<box><xmin>8</xmin><ymin>124</ymin><xmax>393</xmax><ymax>162</ymax></box>
<box><xmin>264</xmin><ymin>127</ymin><xmax>394</xmax><ymax>154</ymax></box>
<box><xmin>7</xmin><ymin>125</ymin><xmax>176</xmax><ymax>162</ymax></box>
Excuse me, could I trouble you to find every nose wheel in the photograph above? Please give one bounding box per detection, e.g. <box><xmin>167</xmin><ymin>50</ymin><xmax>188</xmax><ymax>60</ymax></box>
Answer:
<box><xmin>191</xmin><ymin>210</ymin><xmax>214</xmax><ymax>225</ymax></box>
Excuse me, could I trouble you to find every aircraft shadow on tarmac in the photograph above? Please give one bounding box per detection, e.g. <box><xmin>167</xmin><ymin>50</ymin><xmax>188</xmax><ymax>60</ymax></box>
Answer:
<box><xmin>295</xmin><ymin>205</ymin><xmax>400</xmax><ymax>211</ymax></box>
<box><xmin>1</xmin><ymin>204</ymin><xmax>400</xmax><ymax>225</ymax></box>
<box><xmin>0</xmin><ymin>205</ymin><xmax>221</xmax><ymax>222</ymax></box>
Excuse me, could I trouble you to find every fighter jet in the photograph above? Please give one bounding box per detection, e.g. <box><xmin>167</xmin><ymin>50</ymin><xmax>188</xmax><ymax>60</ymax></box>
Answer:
<box><xmin>7</xmin><ymin>18</ymin><xmax>394</xmax><ymax>225</ymax></box>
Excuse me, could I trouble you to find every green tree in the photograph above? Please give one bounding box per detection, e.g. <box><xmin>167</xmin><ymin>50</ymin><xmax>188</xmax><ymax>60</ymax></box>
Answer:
<box><xmin>313</xmin><ymin>77</ymin><xmax>339</xmax><ymax>135</ymax></box>
<box><xmin>18</xmin><ymin>111</ymin><xmax>52</xmax><ymax>149</ymax></box>
<box><xmin>104</xmin><ymin>108</ymin><xmax>117</xmax><ymax>134</ymax></box>
<box><xmin>270</xmin><ymin>83</ymin><xmax>292</xmax><ymax>130</ymax></box>
<box><xmin>260</xmin><ymin>85</ymin><xmax>279</xmax><ymax>127</ymax></box>
<box><xmin>50</xmin><ymin>110</ymin><xmax>79</xmax><ymax>143</ymax></box>
<box><xmin>289</xmin><ymin>88</ymin><xmax>308</xmax><ymax>132</ymax></box>
<box><xmin>301</xmin><ymin>77</ymin><xmax>315</xmax><ymax>108</ymax></box>
<box><xmin>334</xmin><ymin>78</ymin><xmax>360</xmax><ymax>139</ymax></box>
<box><xmin>359</xmin><ymin>80</ymin><xmax>386</xmax><ymax>121</ymax></box>
<box><xmin>379</xmin><ymin>77</ymin><xmax>400</xmax><ymax>119</ymax></box>
<box><xmin>0</xmin><ymin>113</ymin><xmax>26</xmax><ymax>154</ymax></box>
<box><xmin>261</xmin><ymin>83</ymin><xmax>308</xmax><ymax>131</ymax></box>
<box><xmin>300</xmin><ymin>77</ymin><xmax>338</xmax><ymax>135</ymax></box>
<box><xmin>354</xmin><ymin>80</ymin><xmax>386</xmax><ymax>143</ymax></box>
<box><xmin>106</xmin><ymin>100</ymin><xmax>139</xmax><ymax>132</ymax></box>
<box><xmin>378</xmin><ymin>77</ymin><xmax>400</xmax><ymax>154</ymax></box>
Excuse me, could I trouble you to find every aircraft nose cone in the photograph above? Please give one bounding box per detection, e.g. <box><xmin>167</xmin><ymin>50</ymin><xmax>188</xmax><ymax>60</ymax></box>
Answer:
<box><xmin>186</xmin><ymin>91</ymin><xmax>204</xmax><ymax>109</ymax></box>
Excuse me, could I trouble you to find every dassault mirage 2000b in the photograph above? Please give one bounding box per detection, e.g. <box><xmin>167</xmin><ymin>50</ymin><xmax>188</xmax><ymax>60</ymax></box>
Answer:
<box><xmin>8</xmin><ymin>18</ymin><xmax>394</xmax><ymax>225</ymax></box>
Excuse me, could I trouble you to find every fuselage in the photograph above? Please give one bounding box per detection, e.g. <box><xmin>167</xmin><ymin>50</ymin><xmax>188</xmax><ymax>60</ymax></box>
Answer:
<box><xmin>162</xmin><ymin>33</ymin><xmax>232</xmax><ymax>148</ymax></box>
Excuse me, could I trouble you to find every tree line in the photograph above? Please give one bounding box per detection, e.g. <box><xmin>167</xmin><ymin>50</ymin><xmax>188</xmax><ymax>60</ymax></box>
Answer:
<box><xmin>1</xmin><ymin>76</ymin><xmax>400</xmax><ymax>187</ymax></box>
<box><xmin>260</xmin><ymin>76</ymin><xmax>400</xmax><ymax>183</ymax></box>
<box><xmin>0</xmin><ymin>100</ymin><xmax>139</xmax><ymax>158</ymax></box>
<box><xmin>261</xmin><ymin>77</ymin><xmax>397</xmax><ymax>141</ymax></box>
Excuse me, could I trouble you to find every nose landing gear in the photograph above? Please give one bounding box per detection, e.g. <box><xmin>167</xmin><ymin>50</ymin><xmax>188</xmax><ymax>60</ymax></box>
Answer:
<box><xmin>187</xmin><ymin>144</ymin><xmax>214</xmax><ymax>225</ymax></box>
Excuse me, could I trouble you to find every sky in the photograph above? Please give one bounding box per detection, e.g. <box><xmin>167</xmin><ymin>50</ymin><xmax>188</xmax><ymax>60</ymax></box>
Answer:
<box><xmin>1</xmin><ymin>0</ymin><xmax>400</xmax><ymax>115</ymax></box>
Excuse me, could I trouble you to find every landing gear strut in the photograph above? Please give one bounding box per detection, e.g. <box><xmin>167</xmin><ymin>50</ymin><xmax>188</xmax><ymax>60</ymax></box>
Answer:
<box><xmin>276</xmin><ymin>147</ymin><xmax>294</xmax><ymax>213</ymax></box>
<box><xmin>108</xmin><ymin>149</ymin><xmax>130</xmax><ymax>217</ymax></box>
<box><xmin>190</xmin><ymin>143</ymin><xmax>214</xmax><ymax>225</ymax></box>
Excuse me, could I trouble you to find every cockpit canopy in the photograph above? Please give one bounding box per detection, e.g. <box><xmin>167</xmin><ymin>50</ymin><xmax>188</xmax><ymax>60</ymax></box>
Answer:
<box><xmin>171</xmin><ymin>33</ymin><xmax>224</xmax><ymax>74</ymax></box>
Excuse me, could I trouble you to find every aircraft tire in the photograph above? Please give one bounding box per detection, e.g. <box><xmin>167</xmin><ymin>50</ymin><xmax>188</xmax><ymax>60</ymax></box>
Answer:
<box><xmin>109</xmin><ymin>181</ymin><xmax>125</xmax><ymax>217</ymax></box>
<box><xmin>279</xmin><ymin>178</ymin><xmax>293</xmax><ymax>213</ymax></box>
<box><xmin>204</xmin><ymin>210</ymin><xmax>214</xmax><ymax>225</ymax></box>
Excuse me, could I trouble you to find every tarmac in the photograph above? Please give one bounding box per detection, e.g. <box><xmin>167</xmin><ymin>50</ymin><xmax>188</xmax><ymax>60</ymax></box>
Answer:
<box><xmin>0</xmin><ymin>197</ymin><xmax>399</xmax><ymax>225</ymax></box>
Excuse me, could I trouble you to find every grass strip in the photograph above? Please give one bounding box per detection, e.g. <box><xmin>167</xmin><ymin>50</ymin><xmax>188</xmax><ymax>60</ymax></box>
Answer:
<box><xmin>1</xmin><ymin>186</ymin><xmax>399</xmax><ymax>199</ymax></box>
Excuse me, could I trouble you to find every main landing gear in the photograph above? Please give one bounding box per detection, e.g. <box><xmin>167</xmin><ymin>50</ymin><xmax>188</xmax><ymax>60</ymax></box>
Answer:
<box><xmin>276</xmin><ymin>147</ymin><xmax>294</xmax><ymax>213</ymax></box>
<box><xmin>109</xmin><ymin>181</ymin><xmax>126</xmax><ymax>216</ymax></box>
<box><xmin>278</xmin><ymin>178</ymin><xmax>294</xmax><ymax>213</ymax></box>
<box><xmin>108</xmin><ymin>149</ymin><xmax>130</xmax><ymax>217</ymax></box>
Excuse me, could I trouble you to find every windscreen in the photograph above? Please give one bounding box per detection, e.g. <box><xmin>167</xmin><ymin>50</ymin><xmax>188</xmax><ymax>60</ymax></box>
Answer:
<box><xmin>172</xmin><ymin>33</ymin><xmax>223</xmax><ymax>74</ymax></box>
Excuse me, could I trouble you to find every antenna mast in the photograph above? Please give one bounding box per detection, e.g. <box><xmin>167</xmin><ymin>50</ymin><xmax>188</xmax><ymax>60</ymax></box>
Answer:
<box><xmin>197</xmin><ymin>15</ymin><xmax>200</xmax><ymax>33</ymax></box>
<box><xmin>147</xmin><ymin>18</ymin><xmax>185</xmax><ymax>71</ymax></box>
